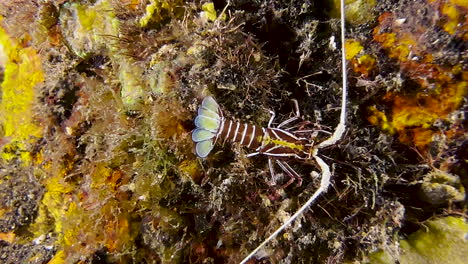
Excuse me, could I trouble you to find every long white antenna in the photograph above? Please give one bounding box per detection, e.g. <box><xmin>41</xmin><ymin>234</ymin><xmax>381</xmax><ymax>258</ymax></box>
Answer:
<box><xmin>319</xmin><ymin>0</ymin><xmax>348</xmax><ymax>148</ymax></box>
<box><xmin>239</xmin><ymin>162</ymin><xmax>330</xmax><ymax>264</ymax></box>
<box><xmin>239</xmin><ymin>0</ymin><xmax>347</xmax><ymax>262</ymax></box>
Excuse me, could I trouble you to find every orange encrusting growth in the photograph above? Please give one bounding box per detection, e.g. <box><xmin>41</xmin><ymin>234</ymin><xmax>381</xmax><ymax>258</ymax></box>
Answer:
<box><xmin>368</xmin><ymin>8</ymin><xmax>467</xmax><ymax>150</ymax></box>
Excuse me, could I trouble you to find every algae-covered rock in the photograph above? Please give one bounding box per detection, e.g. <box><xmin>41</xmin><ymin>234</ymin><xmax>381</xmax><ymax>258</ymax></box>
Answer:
<box><xmin>0</xmin><ymin>236</ymin><xmax>55</xmax><ymax>264</ymax></box>
<box><xmin>419</xmin><ymin>170</ymin><xmax>465</xmax><ymax>205</ymax></box>
<box><xmin>0</xmin><ymin>163</ymin><xmax>43</xmax><ymax>232</ymax></box>
<box><xmin>367</xmin><ymin>216</ymin><xmax>468</xmax><ymax>264</ymax></box>
<box><xmin>399</xmin><ymin>216</ymin><xmax>468</xmax><ymax>264</ymax></box>
<box><xmin>141</xmin><ymin>207</ymin><xmax>188</xmax><ymax>263</ymax></box>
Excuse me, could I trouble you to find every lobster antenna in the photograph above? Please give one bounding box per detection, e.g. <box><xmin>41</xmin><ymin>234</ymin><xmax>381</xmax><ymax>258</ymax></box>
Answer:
<box><xmin>239</xmin><ymin>0</ymin><xmax>347</xmax><ymax>262</ymax></box>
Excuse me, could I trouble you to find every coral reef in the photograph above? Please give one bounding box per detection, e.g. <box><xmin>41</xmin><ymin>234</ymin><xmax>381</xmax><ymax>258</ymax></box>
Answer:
<box><xmin>0</xmin><ymin>0</ymin><xmax>465</xmax><ymax>263</ymax></box>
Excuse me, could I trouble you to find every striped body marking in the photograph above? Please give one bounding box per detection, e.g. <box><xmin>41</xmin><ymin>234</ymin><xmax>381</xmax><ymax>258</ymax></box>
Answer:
<box><xmin>192</xmin><ymin>96</ymin><xmax>318</xmax><ymax>186</ymax></box>
<box><xmin>193</xmin><ymin>97</ymin><xmax>313</xmax><ymax>159</ymax></box>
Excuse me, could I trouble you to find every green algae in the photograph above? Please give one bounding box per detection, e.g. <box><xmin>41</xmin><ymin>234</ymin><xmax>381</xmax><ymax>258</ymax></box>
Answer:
<box><xmin>367</xmin><ymin>217</ymin><xmax>468</xmax><ymax>264</ymax></box>
<box><xmin>367</xmin><ymin>249</ymin><xmax>395</xmax><ymax>264</ymax></box>
<box><xmin>201</xmin><ymin>2</ymin><xmax>226</xmax><ymax>22</ymax></box>
<box><xmin>201</xmin><ymin>2</ymin><xmax>218</xmax><ymax>22</ymax></box>
<box><xmin>139</xmin><ymin>0</ymin><xmax>184</xmax><ymax>28</ymax></box>
<box><xmin>331</xmin><ymin>0</ymin><xmax>377</xmax><ymax>25</ymax></box>
<box><xmin>60</xmin><ymin>1</ymin><xmax>146</xmax><ymax>110</ymax></box>
<box><xmin>399</xmin><ymin>217</ymin><xmax>468</xmax><ymax>264</ymax></box>
<box><xmin>344</xmin><ymin>39</ymin><xmax>364</xmax><ymax>60</ymax></box>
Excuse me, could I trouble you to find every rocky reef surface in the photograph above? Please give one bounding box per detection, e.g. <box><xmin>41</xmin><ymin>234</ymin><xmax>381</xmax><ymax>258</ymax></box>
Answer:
<box><xmin>0</xmin><ymin>0</ymin><xmax>466</xmax><ymax>263</ymax></box>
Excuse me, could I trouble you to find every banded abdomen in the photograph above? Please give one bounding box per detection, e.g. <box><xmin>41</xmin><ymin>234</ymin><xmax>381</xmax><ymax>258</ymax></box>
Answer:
<box><xmin>192</xmin><ymin>96</ymin><xmax>263</xmax><ymax>157</ymax></box>
<box><xmin>192</xmin><ymin>96</ymin><xmax>311</xmax><ymax>159</ymax></box>
<box><xmin>216</xmin><ymin>120</ymin><xmax>263</xmax><ymax>149</ymax></box>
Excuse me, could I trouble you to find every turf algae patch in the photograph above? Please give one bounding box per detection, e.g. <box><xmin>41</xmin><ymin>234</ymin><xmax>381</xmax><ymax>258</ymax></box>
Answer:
<box><xmin>59</xmin><ymin>1</ymin><xmax>148</xmax><ymax>111</ymax></box>
<box><xmin>0</xmin><ymin>236</ymin><xmax>55</xmax><ymax>264</ymax></box>
<box><xmin>0</xmin><ymin>1</ymin><xmax>280</xmax><ymax>263</ymax></box>
<box><xmin>141</xmin><ymin>207</ymin><xmax>188</xmax><ymax>263</ymax></box>
<box><xmin>0</xmin><ymin>162</ymin><xmax>43</xmax><ymax>233</ymax></box>
<box><xmin>32</xmin><ymin>139</ymin><xmax>141</xmax><ymax>263</ymax></box>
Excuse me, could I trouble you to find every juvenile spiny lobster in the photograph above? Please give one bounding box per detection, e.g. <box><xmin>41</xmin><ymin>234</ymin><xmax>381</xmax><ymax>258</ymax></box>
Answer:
<box><xmin>192</xmin><ymin>96</ymin><xmax>326</xmax><ymax>187</ymax></box>
<box><xmin>192</xmin><ymin>0</ymin><xmax>348</xmax><ymax>261</ymax></box>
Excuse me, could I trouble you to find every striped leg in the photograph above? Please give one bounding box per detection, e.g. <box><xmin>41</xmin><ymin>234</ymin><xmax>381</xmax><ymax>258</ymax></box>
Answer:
<box><xmin>276</xmin><ymin>160</ymin><xmax>303</xmax><ymax>188</ymax></box>
<box><xmin>267</xmin><ymin>158</ymin><xmax>277</xmax><ymax>186</ymax></box>
<box><xmin>291</xmin><ymin>99</ymin><xmax>301</xmax><ymax>117</ymax></box>
<box><xmin>267</xmin><ymin>110</ymin><xmax>276</xmax><ymax>128</ymax></box>
<box><xmin>277</xmin><ymin>99</ymin><xmax>302</xmax><ymax>129</ymax></box>
<box><xmin>277</xmin><ymin>116</ymin><xmax>301</xmax><ymax>129</ymax></box>
<box><xmin>246</xmin><ymin>152</ymin><xmax>260</xmax><ymax>157</ymax></box>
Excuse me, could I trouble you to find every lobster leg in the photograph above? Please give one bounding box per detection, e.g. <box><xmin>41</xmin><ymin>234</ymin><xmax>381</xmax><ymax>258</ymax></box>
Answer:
<box><xmin>291</xmin><ymin>99</ymin><xmax>301</xmax><ymax>117</ymax></box>
<box><xmin>267</xmin><ymin>158</ymin><xmax>278</xmax><ymax>186</ymax></box>
<box><xmin>275</xmin><ymin>160</ymin><xmax>303</xmax><ymax>188</ymax></box>
<box><xmin>267</xmin><ymin>110</ymin><xmax>276</xmax><ymax>128</ymax></box>
<box><xmin>277</xmin><ymin>116</ymin><xmax>301</xmax><ymax>129</ymax></box>
<box><xmin>277</xmin><ymin>99</ymin><xmax>302</xmax><ymax>129</ymax></box>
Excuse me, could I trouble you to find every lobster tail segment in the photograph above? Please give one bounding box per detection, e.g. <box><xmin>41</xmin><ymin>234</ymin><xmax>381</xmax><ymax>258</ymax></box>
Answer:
<box><xmin>192</xmin><ymin>96</ymin><xmax>221</xmax><ymax>158</ymax></box>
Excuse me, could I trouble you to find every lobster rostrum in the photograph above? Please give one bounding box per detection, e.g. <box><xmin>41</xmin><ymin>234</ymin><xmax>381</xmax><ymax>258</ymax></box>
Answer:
<box><xmin>192</xmin><ymin>96</ymin><xmax>327</xmax><ymax>187</ymax></box>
